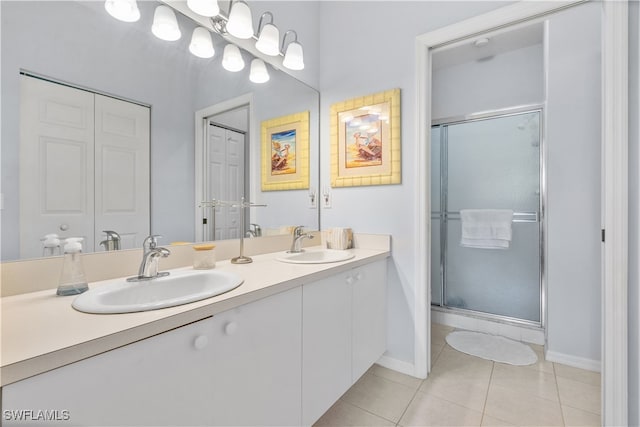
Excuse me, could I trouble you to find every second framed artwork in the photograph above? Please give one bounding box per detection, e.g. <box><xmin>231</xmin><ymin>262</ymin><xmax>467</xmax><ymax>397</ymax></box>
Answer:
<box><xmin>261</xmin><ymin>111</ymin><xmax>310</xmax><ymax>191</ymax></box>
<box><xmin>330</xmin><ymin>88</ymin><xmax>401</xmax><ymax>188</ymax></box>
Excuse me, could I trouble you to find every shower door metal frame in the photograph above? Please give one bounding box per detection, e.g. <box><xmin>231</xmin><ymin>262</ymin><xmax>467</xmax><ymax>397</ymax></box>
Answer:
<box><xmin>431</xmin><ymin>103</ymin><xmax>545</xmax><ymax>328</ymax></box>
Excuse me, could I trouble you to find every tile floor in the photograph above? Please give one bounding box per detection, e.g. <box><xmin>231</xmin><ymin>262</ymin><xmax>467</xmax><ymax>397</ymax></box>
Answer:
<box><xmin>315</xmin><ymin>323</ymin><xmax>601</xmax><ymax>426</ymax></box>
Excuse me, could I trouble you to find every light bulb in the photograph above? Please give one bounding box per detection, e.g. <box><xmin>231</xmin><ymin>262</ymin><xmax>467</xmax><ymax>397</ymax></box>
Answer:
<box><xmin>226</xmin><ymin>1</ymin><xmax>254</xmax><ymax>39</ymax></box>
<box><xmin>222</xmin><ymin>44</ymin><xmax>245</xmax><ymax>72</ymax></box>
<box><xmin>189</xmin><ymin>27</ymin><xmax>215</xmax><ymax>58</ymax></box>
<box><xmin>255</xmin><ymin>23</ymin><xmax>280</xmax><ymax>56</ymax></box>
<box><xmin>104</xmin><ymin>0</ymin><xmax>140</xmax><ymax>22</ymax></box>
<box><xmin>151</xmin><ymin>5</ymin><xmax>181</xmax><ymax>41</ymax></box>
<box><xmin>283</xmin><ymin>41</ymin><xmax>304</xmax><ymax>70</ymax></box>
<box><xmin>187</xmin><ymin>0</ymin><xmax>219</xmax><ymax>17</ymax></box>
<box><xmin>250</xmin><ymin>59</ymin><xmax>269</xmax><ymax>83</ymax></box>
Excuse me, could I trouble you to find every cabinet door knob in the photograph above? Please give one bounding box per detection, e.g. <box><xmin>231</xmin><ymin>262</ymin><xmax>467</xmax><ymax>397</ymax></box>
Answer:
<box><xmin>194</xmin><ymin>335</ymin><xmax>208</xmax><ymax>350</ymax></box>
<box><xmin>224</xmin><ymin>321</ymin><xmax>238</xmax><ymax>335</ymax></box>
<box><xmin>346</xmin><ymin>276</ymin><xmax>354</xmax><ymax>285</ymax></box>
<box><xmin>355</xmin><ymin>272</ymin><xmax>363</xmax><ymax>281</ymax></box>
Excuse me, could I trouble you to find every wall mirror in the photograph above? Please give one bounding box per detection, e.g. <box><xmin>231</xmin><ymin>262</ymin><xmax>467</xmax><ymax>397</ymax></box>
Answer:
<box><xmin>1</xmin><ymin>0</ymin><xmax>320</xmax><ymax>261</ymax></box>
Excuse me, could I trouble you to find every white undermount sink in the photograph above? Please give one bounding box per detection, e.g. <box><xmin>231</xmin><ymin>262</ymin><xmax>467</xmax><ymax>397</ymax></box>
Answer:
<box><xmin>72</xmin><ymin>269</ymin><xmax>244</xmax><ymax>314</ymax></box>
<box><xmin>276</xmin><ymin>248</ymin><xmax>355</xmax><ymax>264</ymax></box>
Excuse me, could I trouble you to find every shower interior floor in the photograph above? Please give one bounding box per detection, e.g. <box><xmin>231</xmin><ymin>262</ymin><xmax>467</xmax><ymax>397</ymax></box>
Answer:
<box><xmin>314</xmin><ymin>323</ymin><xmax>601</xmax><ymax>426</ymax></box>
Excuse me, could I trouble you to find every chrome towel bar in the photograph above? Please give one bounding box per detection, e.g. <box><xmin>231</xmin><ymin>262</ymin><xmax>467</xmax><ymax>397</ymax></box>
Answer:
<box><xmin>430</xmin><ymin>211</ymin><xmax>539</xmax><ymax>223</ymax></box>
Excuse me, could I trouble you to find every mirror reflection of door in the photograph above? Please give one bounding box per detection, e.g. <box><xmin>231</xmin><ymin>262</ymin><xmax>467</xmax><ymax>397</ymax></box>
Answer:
<box><xmin>19</xmin><ymin>75</ymin><xmax>150</xmax><ymax>258</ymax></box>
<box><xmin>203</xmin><ymin>106</ymin><xmax>248</xmax><ymax>241</ymax></box>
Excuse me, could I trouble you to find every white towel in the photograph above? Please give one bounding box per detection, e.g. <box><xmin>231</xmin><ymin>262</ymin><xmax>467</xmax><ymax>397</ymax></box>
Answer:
<box><xmin>460</xmin><ymin>209</ymin><xmax>513</xmax><ymax>249</ymax></box>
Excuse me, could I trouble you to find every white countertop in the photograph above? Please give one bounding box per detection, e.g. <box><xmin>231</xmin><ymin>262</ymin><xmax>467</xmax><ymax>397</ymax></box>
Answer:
<box><xmin>0</xmin><ymin>248</ymin><xmax>389</xmax><ymax>387</ymax></box>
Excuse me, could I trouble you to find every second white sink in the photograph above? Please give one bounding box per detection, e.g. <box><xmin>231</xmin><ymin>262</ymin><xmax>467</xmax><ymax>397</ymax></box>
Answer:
<box><xmin>276</xmin><ymin>249</ymin><xmax>355</xmax><ymax>264</ymax></box>
<box><xmin>72</xmin><ymin>269</ymin><xmax>243</xmax><ymax>314</ymax></box>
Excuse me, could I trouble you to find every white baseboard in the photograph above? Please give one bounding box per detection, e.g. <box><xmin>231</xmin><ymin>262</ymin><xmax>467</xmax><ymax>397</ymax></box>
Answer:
<box><xmin>376</xmin><ymin>355</ymin><xmax>419</xmax><ymax>378</ymax></box>
<box><xmin>432</xmin><ymin>308</ymin><xmax>545</xmax><ymax>345</ymax></box>
<box><xmin>545</xmin><ymin>350</ymin><xmax>601</xmax><ymax>373</ymax></box>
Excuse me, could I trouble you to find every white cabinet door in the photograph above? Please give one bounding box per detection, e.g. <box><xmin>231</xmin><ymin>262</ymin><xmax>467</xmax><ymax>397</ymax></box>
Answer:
<box><xmin>209</xmin><ymin>287</ymin><xmax>302</xmax><ymax>426</ymax></box>
<box><xmin>1</xmin><ymin>318</ymin><xmax>216</xmax><ymax>426</ymax></box>
<box><xmin>302</xmin><ymin>275</ymin><xmax>352</xmax><ymax>426</ymax></box>
<box><xmin>352</xmin><ymin>260</ymin><xmax>388</xmax><ymax>383</ymax></box>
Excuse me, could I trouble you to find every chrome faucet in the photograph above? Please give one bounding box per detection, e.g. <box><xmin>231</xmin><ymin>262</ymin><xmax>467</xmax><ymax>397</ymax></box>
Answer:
<box><xmin>99</xmin><ymin>230</ymin><xmax>121</xmax><ymax>251</ymax></box>
<box><xmin>127</xmin><ymin>235</ymin><xmax>170</xmax><ymax>282</ymax></box>
<box><xmin>246</xmin><ymin>223</ymin><xmax>262</xmax><ymax>238</ymax></box>
<box><xmin>288</xmin><ymin>226</ymin><xmax>314</xmax><ymax>253</ymax></box>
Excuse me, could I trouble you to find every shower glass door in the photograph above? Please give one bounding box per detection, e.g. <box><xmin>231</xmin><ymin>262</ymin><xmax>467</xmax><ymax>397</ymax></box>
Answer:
<box><xmin>431</xmin><ymin>110</ymin><xmax>542</xmax><ymax>324</ymax></box>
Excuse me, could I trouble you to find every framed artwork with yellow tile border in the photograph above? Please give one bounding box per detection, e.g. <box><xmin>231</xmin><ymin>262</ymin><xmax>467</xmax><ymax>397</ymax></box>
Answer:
<box><xmin>330</xmin><ymin>88</ymin><xmax>401</xmax><ymax>187</ymax></box>
<box><xmin>261</xmin><ymin>111</ymin><xmax>310</xmax><ymax>191</ymax></box>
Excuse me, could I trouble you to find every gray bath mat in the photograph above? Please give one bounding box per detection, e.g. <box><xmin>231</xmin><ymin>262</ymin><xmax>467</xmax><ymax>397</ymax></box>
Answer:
<box><xmin>445</xmin><ymin>330</ymin><xmax>538</xmax><ymax>365</ymax></box>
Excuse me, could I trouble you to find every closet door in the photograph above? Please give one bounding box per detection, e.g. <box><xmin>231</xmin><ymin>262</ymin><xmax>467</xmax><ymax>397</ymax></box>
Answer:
<box><xmin>206</xmin><ymin>124</ymin><xmax>244</xmax><ymax>240</ymax></box>
<box><xmin>19</xmin><ymin>75</ymin><xmax>95</xmax><ymax>258</ymax></box>
<box><xmin>94</xmin><ymin>94</ymin><xmax>150</xmax><ymax>250</ymax></box>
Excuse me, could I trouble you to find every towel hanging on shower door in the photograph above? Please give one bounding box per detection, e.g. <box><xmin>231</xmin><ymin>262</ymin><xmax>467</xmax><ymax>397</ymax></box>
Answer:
<box><xmin>460</xmin><ymin>209</ymin><xmax>513</xmax><ymax>249</ymax></box>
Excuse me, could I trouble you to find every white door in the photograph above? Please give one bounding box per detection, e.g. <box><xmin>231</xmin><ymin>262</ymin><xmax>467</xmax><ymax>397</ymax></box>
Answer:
<box><xmin>20</xmin><ymin>76</ymin><xmax>150</xmax><ymax>257</ymax></box>
<box><xmin>206</xmin><ymin>124</ymin><xmax>244</xmax><ymax>240</ymax></box>
<box><xmin>20</xmin><ymin>76</ymin><xmax>95</xmax><ymax>258</ymax></box>
<box><xmin>94</xmin><ymin>94</ymin><xmax>150</xmax><ymax>251</ymax></box>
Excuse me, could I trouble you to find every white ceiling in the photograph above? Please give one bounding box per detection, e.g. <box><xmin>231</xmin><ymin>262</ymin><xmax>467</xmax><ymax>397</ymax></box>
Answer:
<box><xmin>432</xmin><ymin>22</ymin><xmax>544</xmax><ymax>70</ymax></box>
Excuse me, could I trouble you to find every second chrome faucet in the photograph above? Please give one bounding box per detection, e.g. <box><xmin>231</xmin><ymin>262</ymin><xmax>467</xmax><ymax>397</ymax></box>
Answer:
<box><xmin>288</xmin><ymin>226</ymin><xmax>314</xmax><ymax>253</ymax></box>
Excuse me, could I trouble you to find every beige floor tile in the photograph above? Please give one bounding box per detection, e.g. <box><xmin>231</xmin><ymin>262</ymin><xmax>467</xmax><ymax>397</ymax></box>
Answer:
<box><xmin>368</xmin><ymin>364</ymin><xmax>423</xmax><ymax>390</ymax></box>
<box><xmin>398</xmin><ymin>390</ymin><xmax>483</xmax><ymax>426</ymax></box>
<box><xmin>561</xmin><ymin>404</ymin><xmax>601</xmax><ymax>426</ymax></box>
<box><xmin>480</xmin><ymin>414</ymin><xmax>516</xmax><ymax>426</ymax></box>
<box><xmin>523</xmin><ymin>345</ymin><xmax>555</xmax><ymax>375</ymax></box>
<box><xmin>556</xmin><ymin>376</ymin><xmax>601</xmax><ymax>415</ymax></box>
<box><xmin>341</xmin><ymin>372</ymin><xmax>417</xmax><ymax>423</ymax></box>
<box><xmin>491</xmin><ymin>362</ymin><xmax>559</xmax><ymax>402</ymax></box>
<box><xmin>484</xmin><ymin>383</ymin><xmax>564</xmax><ymax>426</ymax></box>
<box><xmin>554</xmin><ymin>363</ymin><xmax>601</xmax><ymax>387</ymax></box>
<box><xmin>432</xmin><ymin>323</ymin><xmax>455</xmax><ymax>347</ymax></box>
<box><xmin>430</xmin><ymin>346</ymin><xmax>494</xmax><ymax>382</ymax></box>
<box><xmin>419</xmin><ymin>370</ymin><xmax>490</xmax><ymax>411</ymax></box>
<box><xmin>431</xmin><ymin>342</ymin><xmax>444</xmax><ymax>365</ymax></box>
<box><xmin>314</xmin><ymin>400</ymin><xmax>395</xmax><ymax>427</ymax></box>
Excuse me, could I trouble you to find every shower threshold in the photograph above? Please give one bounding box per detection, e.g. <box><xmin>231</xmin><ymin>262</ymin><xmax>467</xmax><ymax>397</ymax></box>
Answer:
<box><xmin>431</xmin><ymin>305</ymin><xmax>544</xmax><ymax>345</ymax></box>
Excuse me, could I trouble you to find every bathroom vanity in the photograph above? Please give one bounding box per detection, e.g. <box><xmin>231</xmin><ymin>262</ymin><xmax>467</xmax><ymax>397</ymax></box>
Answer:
<box><xmin>0</xmin><ymin>241</ymin><xmax>388</xmax><ymax>426</ymax></box>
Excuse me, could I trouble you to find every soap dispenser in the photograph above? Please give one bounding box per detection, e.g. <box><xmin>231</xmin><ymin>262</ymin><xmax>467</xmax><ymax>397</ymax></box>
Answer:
<box><xmin>42</xmin><ymin>233</ymin><xmax>61</xmax><ymax>257</ymax></box>
<box><xmin>57</xmin><ymin>237</ymin><xmax>89</xmax><ymax>296</ymax></box>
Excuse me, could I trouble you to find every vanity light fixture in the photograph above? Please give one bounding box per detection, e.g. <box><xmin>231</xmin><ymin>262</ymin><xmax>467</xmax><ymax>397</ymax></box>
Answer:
<box><xmin>222</xmin><ymin>44</ymin><xmax>245</xmax><ymax>72</ymax></box>
<box><xmin>226</xmin><ymin>0</ymin><xmax>254</xmax><ymax>39</ymax></box>
<box><xmin>189</xmin><ymin>27</ymin><xmax>215</xmax><ymax>58</ymax></box>
<box><xmin>255</xmin><ymin>12</ymin><xmax>280</xmax><ymax>56</ymax></box>
<box><xmin>281</xmin><ymin>30</ymin><xmax>304</xmax><ymax>71</ymax></box>
<box><xmin>187</xmin><ymin>0</ymin><xmax>219</xmax><ymax>18</ymax></box>
<box><xmin>104</xmin><ymin>0</ymin><xmax>140</xmax><ymax>22</ymax></box>
<box><xmin>249</xmin><ymin>58</ymin><xmax>269</xmax><ymax>83</ymax></box>
<box><xmin>151</xmin><ymin>5</ymin><xmax>181</xmax><ymax>41</ymax></box>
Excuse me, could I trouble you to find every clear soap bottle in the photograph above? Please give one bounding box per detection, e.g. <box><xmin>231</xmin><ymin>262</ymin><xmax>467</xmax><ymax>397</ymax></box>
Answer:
<box><xmin>57</xmin><ymin>237</ymin><xmax>89</xmax><ymax>296</ymax></box>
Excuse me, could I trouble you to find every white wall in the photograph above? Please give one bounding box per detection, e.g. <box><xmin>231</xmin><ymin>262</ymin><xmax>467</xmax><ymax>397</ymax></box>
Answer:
<box><xmin>433</xmin><ymin>43</ymin><xmax>544</xmax><ymax>119</ymax></box>
<box><xmin>628</xmin><ymin>1</ymin><xmax>639</xmax><ymax>424</ymax></box>
<box><xmin>545</xmin><ymin>3</ymin><xmax>601</xmax><ymax>368</ymax></box>
<box><xmin>318</xmin><ymin>0</ymin><xmax>514</xmax><ymax>365</ymax></box>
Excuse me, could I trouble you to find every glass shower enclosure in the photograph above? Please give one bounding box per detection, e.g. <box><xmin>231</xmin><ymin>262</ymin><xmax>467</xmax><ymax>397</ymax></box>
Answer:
<box><xmin>430</xmin><ymin>109</ymin><xmax>542</xmax><ymax>325</ymax></box>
